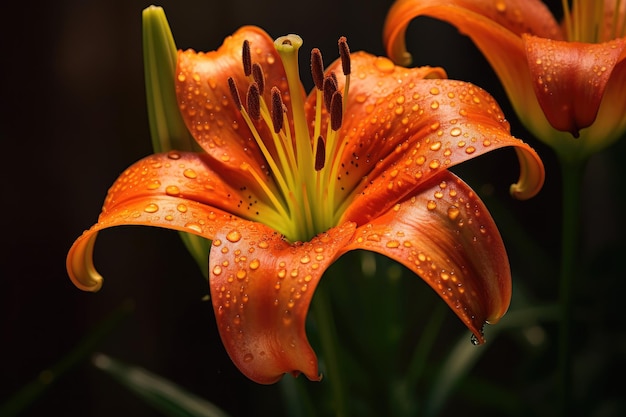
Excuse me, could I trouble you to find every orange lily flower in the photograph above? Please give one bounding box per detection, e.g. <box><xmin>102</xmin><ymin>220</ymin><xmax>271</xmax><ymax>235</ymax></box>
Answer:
<box><xmin>384</xmin><ymin>0</ymin><xmax>626</xmax><ymax>162</ymax></box>
<box><xmin>67</xmin><ymin>25</ymin><xmax>544</xmax><ymax>384</ymax></box>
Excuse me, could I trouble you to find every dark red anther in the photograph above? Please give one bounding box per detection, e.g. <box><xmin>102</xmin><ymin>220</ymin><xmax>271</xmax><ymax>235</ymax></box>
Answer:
<box><xmin>311</xmin><ymin>48</ymin><xmax>324</xmax><ymax>91</ymax></box>
<box><xmin>252</xmin><ymin>63</ymin><xmax>265</xmax><ymax>95</ymax></box>
<box><xmin>323</xmin><ymin>75</ymin><xmax>338</xmax><ymax>113</ymax></box>
<box><xmin>228</xmin><ymin>77</ymin><xmax>242</xmax><ymax>109</ymax></box>
<box><xmin>338</xmin><ymin>36</ymin><xmax>351</xmax><ymax>76</ymax></box>
<box><xmin>242</xmin><ymin>40</ymin><xmax>252</xmax><ymax>76</ymax></box>
<box><xmin>247</xmin><ymin>83</ymin><xmax>261</xmax><ymax>121</ymax></box>
<box><xmin>315</xmin><ymin>136</ymin><xmax>326</xmax><ymax>171</ymax></box>
<box><xmin>270</xmin><ymin>87</ymin><xmax>284</xmax><ymax>133</ymax></box>
<box><xmin>330</xmin><ymin>91</ymin><xmax>343</xmax><ymax>131</ymax></box>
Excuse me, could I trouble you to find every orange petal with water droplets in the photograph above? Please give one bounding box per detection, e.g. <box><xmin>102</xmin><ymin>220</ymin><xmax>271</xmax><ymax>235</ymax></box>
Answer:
<box><xmin>66</xmin><ymin>151</ymin><xmax>274</xmax><ymax>292</ymax></box>
<box><xmin>346</xmin><ymin>170</ymin><xmax>511</xmax><ymax>341</ymax></box>
<box><xmin>383</xmin><ymin>0</ymin><xmax>563</xmax><ymax>145</ymax></box>
<box><xmin>175</xmin><ymin>26</ymin><xmax>291</xmax><ymax>199</ymax></box>
<box><xmin>523</xmin><ymin>34</ymin><xmax>626</xmax><ymax>137</ymax></box>
<box><xmin>209</xmin><ymin>220</ymin><xmax>356</xmax><ymax>384</ymax></box>
<box><xmin>321</xmin><ymin>53</ymin><xmax>544</xmax><ymax>225</ymax></box>
<box><xmin>383</xmin><ymin>0</ymin><xmax>562</xmax><ymax>68</ymax></box>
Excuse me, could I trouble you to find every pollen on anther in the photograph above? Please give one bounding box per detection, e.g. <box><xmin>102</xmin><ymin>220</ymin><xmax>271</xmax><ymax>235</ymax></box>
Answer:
<box><xmin>251</xmin><ymin>63</ymin><xmax>265</xmax><ymax>94</ymax></box>
<box><xmin>311</xmin><ymin>48</ymin><xmax>324</xmax><ymax>90</ymax></box>
<box><xmin>315</xmin><ymin>136</ymin><xmax>326</xmax><ymax>171</ymax></box>
<box><xmin>330</xmin><ymin>91</ymin><xmax>343</xmax><ymax>131</ymax></box>
<box><xmin>242</xmin><ymin>40</ymin><xmax>252</xmax><ymax>76</ymax></box>
<box><xmin>338</xmin><ymin>36</ymin><xmax>351</xmax><ymax>75</ymax></box>
<box><xmin>227</xmin><ymin>77</ymin><xmax>242</xmax><ymax>109</ymax></box>
<box><xmin>247</xmin><ymin>83</ymin><xmax>261</xmax><ymax>120</ymax></box>
<box><xmin>270</xmin><ymin>87</ymin><xmax>284</xmax><ymax>133</ymax></box>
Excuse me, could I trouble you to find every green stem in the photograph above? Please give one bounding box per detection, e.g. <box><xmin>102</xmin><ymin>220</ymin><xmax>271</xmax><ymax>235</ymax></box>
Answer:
<box><xmin>556</xmin><ymin>156</ymin><xmax>585</xmax><ymax>417</ymax></box>
<box><xmin>311</xmin><ymin>283</ymin><xmax>348</xmax><ymax>417</ymax></box>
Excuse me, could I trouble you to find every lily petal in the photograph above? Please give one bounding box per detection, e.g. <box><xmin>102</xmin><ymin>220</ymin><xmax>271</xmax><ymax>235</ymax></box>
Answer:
<box><xmin>384</xmin><ymin>0</ymin><xmax>562</xmax><ymax>68</ymax></box>
<box><xmin>524</xmin><ymin>34</ymin><xmax>626</xmax><ymax>137</ymax></box>
<box><xmin>320</xmin><ymin>53</ymin><xmax>544</xmax><ymax>224</ymax></box>
<box><xmin>209</xmin><ymin>220</ymin><xmax>356</xmax><ymax>384</ymax></box>
<box><xmin>66</xmin><ymin>151</ymin><xmax>278</xmax><ymax>292</ymax></box>
<box><xmin>383</xmin><ymin>0</ymin><xmax>563</xmax><ymax>144</ymax></box>
<box><xmin>345</xmin><ymin>170</ymin><xmax>510</xmax><ymax>342</ymax></box>
<box><xmin>175</xmin><ymin>26</ymin><xmax>294</xmax><ymax>201</ymax></box>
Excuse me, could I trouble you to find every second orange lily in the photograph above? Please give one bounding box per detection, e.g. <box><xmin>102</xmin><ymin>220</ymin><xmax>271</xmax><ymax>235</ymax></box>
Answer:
<box><xmin>67</xmin><ymin>25</ymin><xmax>544</xmax><ymax>384</ymax></box>
<box><xmin>384</xmin><ymin>0</ymin><xmax>626</xmax><ymax>162</ymax></box>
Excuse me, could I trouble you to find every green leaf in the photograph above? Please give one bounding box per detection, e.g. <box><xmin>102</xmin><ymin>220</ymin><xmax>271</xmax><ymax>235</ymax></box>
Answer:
<box><xmin>93</xmin><ymin>353</ymin><xmax>231</xmax><ymax>417</ymax></box>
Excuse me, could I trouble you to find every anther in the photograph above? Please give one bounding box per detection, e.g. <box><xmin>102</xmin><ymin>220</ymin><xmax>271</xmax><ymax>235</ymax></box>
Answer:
<box><xmin>310</xmin><ymin>48</ymin><xmax>324</xmax><ymax>90</ymax></box>
<box><xmin>228</xmin><ymin>77</ymin><xmax>242</xmax><ymax>109</ymax></box>
<box><xmin>270</xmin><ymin>87</ymin><xmax>284</xmax><ymax>133</ymax></box>
<box><xmin>252</xmin><ymin>63</ymin><xmax>265</xmax><ymax>94</ymax></box>
<box><xmin>330</xmin><ymin>91</ymin><xmax>343</xmax><ymax>131</ymax></box>
<box><xmin>315</xmin><ymin>136</ymin><xmax>326</xmax><ymax>171</ymax></box>
<box><xmin>247</xmin><ymin>83</ymin><xmax>261</xmax><ymax>120</ymax></box>
<box><xmin>323</xmin><ymin>75</ymin><xmax>338</xmax><ymax>112</ymax></box>
<box><xmin>242</xmin><ymin>40</ymin><xmax>252</xmax><ymax>76</ymax></box>
<box><xmin>338</xmin><ymin>36</ymin><xmax>351</xmax><ymax>75</ymax></box>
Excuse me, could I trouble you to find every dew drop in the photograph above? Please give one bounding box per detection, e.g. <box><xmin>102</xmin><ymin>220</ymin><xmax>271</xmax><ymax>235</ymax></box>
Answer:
<box><xmin>165</xmin><ymin>185</ymin><xmax>180</xmax><ymax>196</ymax></box>
<box><xmin>185</xmin><ymin>222</ymin><xmax>202</xmax><ymax>233</ymax></box>
<box><xmin>450</xmin><ymin>127</ymin><xmax>462</xmax><ymax>137</ymax></box>
<box><xmin>167</xmin><ymin>151</ymin><xmax>181</xmax><ymax>160</ymax></box>
<box><xmin>427</xmin><ymin>200</ymin><xmax>437</xmax><ymax>210</ymax></box>
<box><xmin>243</xmin><ymin>353</ymin><xmax>254</xmax><ymax>363</ymax></box>
<box><xmin>386</xmin><ymin>240</ymin><xmax>400</xmax><ymax>248</ymax></box>
<box><xmin>465</xmin><ymin>146</ymin><xmax>476</xmax><ymax>154</ymax></box>
<box><xmin>282</xmin><ymin>310</ymin><xmax>292</xmax><ymax>325</ymax></box>
<box><xmin>213</xmin><ymin>265</ymin><xmax>222</xmax><ymax>275</ymax></box>
<box><xmin>183</xmin><ymin>168</ymin><xmax>198</xmax><ymax>179</ymax></box>
<box><xmin>177</xmin><ymin>204</ymin><xmax>188</xmax><ymax>213</ymax></box>
<box><xmin>447</xmin><ymin>206</ymin><xmax>460</xmax><ymax>221</ymax></box>
<box><xmin>249</xmin><ymin>259</ymin><xmax>260</xmax><ymax>270</ymax></box>
<box><xmin>374</xmin><ymin>57</ymin><xmax>395</xmax><ymax>73</ymax></box>
<box><xmin>236</xmin><ymin>270</ymin><xmax>247</xmax><ymax>280</ymax></box>
<box><xmin>143</xmin><ymin>203</ymin><xmax>159</xmax><ymax>213</ymax></box>
<box><xmin>226</xmin><ymin>230</ymin><xmax>242</xmax><ymax>242</ymax></box>
<box><xmin>147</xmin><ymin>180</ymin><xmax>161</xmax><ymax>190</ymax></box>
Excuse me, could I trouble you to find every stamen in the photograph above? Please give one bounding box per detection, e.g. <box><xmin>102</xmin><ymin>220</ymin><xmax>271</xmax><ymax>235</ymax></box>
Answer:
<box><xmin>247</xmin><ymin>82</ymin><xmax>261</xmax><ymax>120</ymax></box>
<box><xmin>330</xmin><ymin>91</ymin><xmax>343</xmax><ymax>131</ymax></box>
<box><xmin>338</xmin><ymin>36</ymin><xmax>351</xmax><ymax>75</ymax></box>
<box><xmin>310</xmin><ymin>48</ymin><xmax>325</xmax><ymax>90</ymax></box>
<box><xmin>315</xmin><ymin>136</ymin><xmax>326</xmax><ymax>171</ymax></box>
<box><xmin>242</xmin><ymin>40</ymin><xmax>252</xmax><ymax>76</ymax></box>
<box><xmin>270</xmin><ymin>87</ymin><xmax>284</xmax><ymax>133</ymax></box>
<box><xmin>323</xmin><ymin>75</ymin><xmax>338</xmax><ymax>112</ymax></box>
<box><xmin>252</xmin><ymin>63</ymin><xmax>265</xmax><ymax>94</ymax></box>
<box><xmin>227</xmin><ymin>77</ymin><xmax>242</xmax><ymax>109</ymax></box>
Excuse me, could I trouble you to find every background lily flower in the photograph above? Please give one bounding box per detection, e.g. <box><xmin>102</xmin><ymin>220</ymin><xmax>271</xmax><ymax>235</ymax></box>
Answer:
<box><xmin>384</xmin><ymin>0</ymin><xmax>626</xmax><ymax>162</ymax></box>
<box><xmin>67</xmin><ymin>25</ymin><xmax>544</xmax><ymax>384</ymax></box>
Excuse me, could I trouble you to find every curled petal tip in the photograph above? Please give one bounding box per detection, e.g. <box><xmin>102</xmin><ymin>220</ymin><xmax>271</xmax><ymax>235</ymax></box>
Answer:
<box><xmin>66</xmin><ymin>230</ymin><xmax>104</xmax><ymax>292</ymax></box>
<box><xmin>509</xmin><ymin>146</ymin><xmax>545</xmax><ymax>200</ymax></box>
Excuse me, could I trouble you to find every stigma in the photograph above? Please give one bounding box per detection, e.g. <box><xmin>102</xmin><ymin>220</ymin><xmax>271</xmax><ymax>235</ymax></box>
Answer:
<box><xmin>227</xmin><ymin>34</ymin><xmax>352</xmax><ymax>243</ymax></box>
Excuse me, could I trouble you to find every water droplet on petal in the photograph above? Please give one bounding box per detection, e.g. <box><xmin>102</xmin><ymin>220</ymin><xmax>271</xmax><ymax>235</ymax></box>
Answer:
<box><xmin>183</xmin><ymin>168</ymin><xmax>198</xmax><ymax>179</ymax></box>
<box><xmin>144</xmin><ymin>203</ymin><xmax>159</xmax><ymax>213</ymax></box>
<box><xmin>166</xmin><ymin>185</ymin><xmax>181</xmax><ymax>196</ymax></box>
<box><xmin>226</xmin><ymin>230</ymin><xmax>242</xmax><ymax>242</ymax></box>
<box><xmin>243</xmin><ymin>353</ymin><xmax>254</xmax><ymax>362</ymax></box>
<box><xmin>249</xmin><ymin>259</ymin><xmax>260</xmax><ymax>270</ymax></box>
<box><xmin>427</xmin><ymin>200</ymin><xmax>437</xmax><ymax>210</ymax></box>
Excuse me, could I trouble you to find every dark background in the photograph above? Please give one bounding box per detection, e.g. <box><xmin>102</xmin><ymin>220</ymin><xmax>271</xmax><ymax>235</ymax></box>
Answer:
<box><xmin>2</xmin><ymin>0</ymin><xmax>624</xmax><ymax>416</ymax></box>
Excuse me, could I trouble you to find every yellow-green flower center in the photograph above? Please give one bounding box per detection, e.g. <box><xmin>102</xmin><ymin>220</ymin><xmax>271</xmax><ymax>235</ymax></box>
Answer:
<box><xmin>228</xmin><ymin>35</ymin><xmax>352</xmax><ymax>243</ymax></box>
<box><xmin>562</xmin><ymin>0</ymin><xmax>625</xmax><ymax>42</ymax></box>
